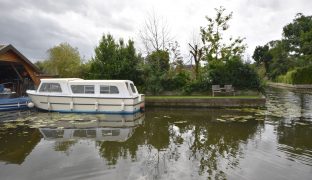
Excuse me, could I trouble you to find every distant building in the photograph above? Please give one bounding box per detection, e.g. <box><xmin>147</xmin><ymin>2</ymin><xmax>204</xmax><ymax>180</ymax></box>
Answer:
<box><xmin>0</xmin><ymin>44</ymin><xmax>51</xmax><ymax>95</ymax></box>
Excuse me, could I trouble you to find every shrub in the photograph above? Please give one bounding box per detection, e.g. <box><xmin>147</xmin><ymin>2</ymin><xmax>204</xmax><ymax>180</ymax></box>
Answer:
<box><xmin>162</xmin><ymin>70</ymin><xmax>191</xmax><ymax>91</ymax></box>
<box><xmin>276</xmin><ymin>65</ymin><xmax>312</xmax><ymax>84</ymax></box>
<box><xmin>292</xmin><ymin>65</ymin><xmax>312</xmax><ymax>84</ymax></box>
<box><xmin>207</xmin><ymin>58</ymin><xmax>261</xmax><ymax>90</ymax></box>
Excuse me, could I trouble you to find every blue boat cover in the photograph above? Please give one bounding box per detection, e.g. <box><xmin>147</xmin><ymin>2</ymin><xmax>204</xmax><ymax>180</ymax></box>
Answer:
<box><xmin>0</xmin><ymin>97</ymin><xmax>30</xmax><ymax>105</ymax></box>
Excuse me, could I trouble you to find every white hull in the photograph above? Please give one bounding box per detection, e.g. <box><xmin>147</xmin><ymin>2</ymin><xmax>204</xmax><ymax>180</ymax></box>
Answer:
<box><xmin>28</xmin><ymin>94</ymin><xmax>144</xmax><ymax>114</ymax></box>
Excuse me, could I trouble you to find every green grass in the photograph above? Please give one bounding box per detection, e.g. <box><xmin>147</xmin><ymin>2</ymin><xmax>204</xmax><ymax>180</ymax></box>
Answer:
<box><xmin>146</xmin><ymin>95</ymin><xmax>262</xmax><ymax>99</ymax></box>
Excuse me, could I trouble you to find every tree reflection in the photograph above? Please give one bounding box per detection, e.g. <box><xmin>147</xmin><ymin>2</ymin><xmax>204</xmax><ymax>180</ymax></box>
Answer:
<box><xmin>97</xmin><ymin>126</ymin><xmax>145</xmax><ymax>165</ymax></box>
<box><xmin>54</xmin><ymin>141</ymin><xmax>77</xmax><ymax>154</ymax></box>
<box><xmin>0</xmin><ymin>126</ymin><xmax>41</xmax><ymax>164</ymax></box>
<box><xmin>277</xmin><ymin>125</ymin><xmax>312</xmax><ymax>165</ymax></box>
<box><xmin>189</xmin><ymin>121</ymin><xmax>260</xmax><ymax>178</ymax></box>
<box><xmin>145</xmin><ymin>109</ymin><xmax>263</xmax><ymax>179</ymax></box>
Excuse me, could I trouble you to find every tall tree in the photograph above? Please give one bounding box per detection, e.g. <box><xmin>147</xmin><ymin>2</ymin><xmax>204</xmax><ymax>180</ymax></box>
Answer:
<box><xmin>139</xmin><ymin>12</ymin><xmax>171</xmax><ymax>54</ymax></box>
<box><xmin>45</xmin><ymin>42</ymin><xmax>82</xmax><ymax>78</ymax></box>
<box><xmin>200</xmin><ymin>7</ymin><xmax>246</xmax><ymax>62</ymax></box>
<box><xmin>252</xmin><ymin>44</ymin><xmax>273</xmax><ymax>72</ymax></box>
<box><xmin>266</xmin><ymin>40</ymin><xmax>293</xmax><ymax>79</ymax></box>
<box><xmin>89</xmin><ymin>34</ymin><xmax>143</xmax><ymax>84</ymax></box>
<box><xmin>169</xmin><ymin>41</ymin><xmax>184</xmax><ymax>71</ymax></box>
<box><xmin>189</xmin><ymin>32</ymin><xmax>204</xmax><ymax>79</ymax></box>
<box><xmin>283</xmin><ymin>13</ymin><xmax>312</xmax><ymax>63</ymax></box>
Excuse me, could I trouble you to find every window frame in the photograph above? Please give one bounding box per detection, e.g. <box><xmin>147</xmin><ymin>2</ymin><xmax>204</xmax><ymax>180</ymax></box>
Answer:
<box><xmin>71</xmin><ymin>85</ymin><xmax>95</xmax><ymax>94</ymax></box>
<box><xmin>100</xmin><ymin>85</ymin><xmax>119</xmax><ymax>94</ymax></box>
<box><xmin>130</xmin><ymin>83</ymin><xmax>136</xmax><ymax>93</ymax></box>
<box><xmin>39</xmin><ymin>83</ymin><xmax>62</xmax><ymax>93</ymax></box>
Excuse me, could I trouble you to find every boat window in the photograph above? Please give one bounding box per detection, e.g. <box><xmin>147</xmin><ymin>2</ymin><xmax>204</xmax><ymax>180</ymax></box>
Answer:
<box><xmin>39</xmin><ymin>83</ymin><xmax>62</xmax><ymax>93</ymax></box>
<box><xmin>130</xmin><ymin>83</ymin><xmax>136</xmax><ymax>93</ymax></box>
<box><xmin>110</xmin><ymin>86</ymin><xmax>119</xmax><ymax>94</ymax></box>
<box><xmin>84</xmin><ymin>85</ymin><xmax>94</xmax><ymax>94</ymax></box>
<box><xmin>71</xmin><ymin>85</ymin><xmax>84</xmax><ymax>93</ymax></box>
<box><xmin>71</xmin><ymin>85</ymin><xmax>94</xmax><ymax>94</ymax></box>
<box><xmin>100</xmin><ymin>85</ymin><xmax>110</xmax><ymax>94</ymax></box>
<box><xmin>73</xmin><ymin>130</ymin><xmax>96</xmax><ymax>138</ymax></box>
<box><xmin>100</xmin><ymin>85</ymin><xmax>119</xmax><ymax>94</ymax></box>
<box><xmin>102</xmin><ymin>129</ymin><xmax>120</xmax><ymax>136</ymax></box>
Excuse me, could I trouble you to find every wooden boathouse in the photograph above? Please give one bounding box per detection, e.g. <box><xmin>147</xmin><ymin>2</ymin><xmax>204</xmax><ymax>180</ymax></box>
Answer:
<box><xmin>0</xmin><ymin>44</ymin><xmax>50</xmax><ymax>96</ymax></box>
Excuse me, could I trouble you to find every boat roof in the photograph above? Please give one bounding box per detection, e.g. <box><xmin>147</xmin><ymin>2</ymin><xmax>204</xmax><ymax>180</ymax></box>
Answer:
<box><xmin>40</xmin><ymin>78</ymin><xmax>133</xmax><ymax>83</ymax></box>
<box><xmin>40</xmin><ymin>78</ymin><xmax>82</xmax><ymax>82</ymax></box>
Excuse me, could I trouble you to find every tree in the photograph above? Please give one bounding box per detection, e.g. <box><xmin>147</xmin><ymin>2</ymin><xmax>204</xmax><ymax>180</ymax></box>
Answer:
<box><xmin>89</xmin><ymin>34</ymin><xmax>143</xmax><ymax>85</ymax></box>
<box><xmin>252</xmin><ymin>44</ymin><xmax>273</xmax><ymax>72</ymax></box>
<box><xmin>200</xmin><ymin>7</ymin><xmax>246</xmax><ymax>62</ymax></box>
<box><xmin>266</xmin><ymin>40</ymin><xmax>293</xmax><ymax>79</ymax></box>
<box><xmin>44</xmin><ymin>43</ymin><xmax>82</xmax><ymax>78</ymax></box>
<box><xmin>189</xmin><ymin>41</ymin><xmax>203</xmax><ymax>79</ymax></box>
<box><xmin>139</xmin><ymin>12</ymin><xmax>171</xmax><ymax>54</ymax></box>
<box><xmin>143</xmin><ymin>50</ymin><xmax>170</xmax><ymax>94</ymax></box>
<box><xmin>169</xmin><ymin>41</ymin><xmax>184</xmax><ymax>71</ymax></box>
<box><xmin>283</xmin><ymin>13</ymin><xmax>312</xmax><ymax>58</ymax></box>
<box><xmin>145</xmin><ymin>50</ymin><xmax>170</xmax><ymax>73</ymax></box>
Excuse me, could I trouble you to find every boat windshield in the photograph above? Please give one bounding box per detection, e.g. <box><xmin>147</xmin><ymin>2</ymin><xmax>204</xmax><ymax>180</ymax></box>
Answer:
<box><xmin>39</xmin><ymin>83</ymin><xmax>62</xmax><ymax>93</ymax></box>
<box><xmin>130</xmin><ymin>83</ymin><xmax>136</xmax><ymax>93</ymax></box>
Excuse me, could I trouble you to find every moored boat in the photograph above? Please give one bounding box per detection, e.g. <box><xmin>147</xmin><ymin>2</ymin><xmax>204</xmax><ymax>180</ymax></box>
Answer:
<box><xmin>0</xmin><ymin>97</ymin><xmax>31</xmax><ymax>111</ymax></box>
<box><xmin>26</xmin><ymin>78</ymin><xmax>145</xmax><ymax>114</ymax></box>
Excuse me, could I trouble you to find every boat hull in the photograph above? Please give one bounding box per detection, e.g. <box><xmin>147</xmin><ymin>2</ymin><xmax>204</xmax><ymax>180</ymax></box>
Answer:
<box><xmin>0</xmin><ymin>97</ymin><xmax>30</xmax><ymax>111</ymax></box>
<box><xmin>28</xmin><ymin>94</ymin><xmax>145</xmax><ymax>114</ymax></box>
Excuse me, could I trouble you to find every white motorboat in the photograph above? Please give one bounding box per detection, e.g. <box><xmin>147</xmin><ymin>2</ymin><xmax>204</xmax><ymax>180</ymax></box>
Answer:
<box><xmin>26</xmin><ymin>78</ymin><xmax>145</xmax><ymax>114</ymax></box>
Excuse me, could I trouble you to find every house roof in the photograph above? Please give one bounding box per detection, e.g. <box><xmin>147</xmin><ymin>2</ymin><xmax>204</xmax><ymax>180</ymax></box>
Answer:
<box><xmin>0</xmin><ymin>44</ymin><xmax>41</xmax><ymax>73</ymax></box>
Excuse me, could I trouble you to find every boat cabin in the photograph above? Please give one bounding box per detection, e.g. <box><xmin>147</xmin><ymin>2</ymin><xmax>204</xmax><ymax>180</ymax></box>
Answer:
<box><xmin>36</xmin><ymin>78</ymin><xmax>139</xmax><ymax>98</ymax></box>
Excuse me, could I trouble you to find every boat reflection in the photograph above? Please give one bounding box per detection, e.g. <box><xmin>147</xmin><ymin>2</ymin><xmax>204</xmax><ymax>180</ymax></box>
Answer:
<box><xmin>38</xmin><ymin>113</ymin><xmax>145</xmax><ymax>142</ymax></box>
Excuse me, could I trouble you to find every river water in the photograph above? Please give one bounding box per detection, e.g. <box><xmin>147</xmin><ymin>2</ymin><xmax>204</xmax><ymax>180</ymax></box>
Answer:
<box><xmin>0</xmin><ymin>87</ymin><xmax>311</xmax><ymax>180</ymax></box>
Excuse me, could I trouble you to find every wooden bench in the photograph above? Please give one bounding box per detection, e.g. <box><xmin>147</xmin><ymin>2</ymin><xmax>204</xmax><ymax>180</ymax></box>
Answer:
<box><xmin>212</xmin><ymin>84</ymin><xmax>235</xmax><ymax>96</ymax></box>
<box><xmin>224</xmin><ymin>85</ymin><xmax>235</xmax><ymax>96</ymax></box>
<box><xmin>212</xmin><ymin>85</ymin><xmax>222</xmax><ymax>96</ymax></box>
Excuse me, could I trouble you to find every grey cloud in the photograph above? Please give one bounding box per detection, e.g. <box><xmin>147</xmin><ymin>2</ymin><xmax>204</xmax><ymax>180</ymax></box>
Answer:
<box><xmin>0</xmin><ymin>0</ymin><xmax>136</xmax><ymax>61</ymax></box>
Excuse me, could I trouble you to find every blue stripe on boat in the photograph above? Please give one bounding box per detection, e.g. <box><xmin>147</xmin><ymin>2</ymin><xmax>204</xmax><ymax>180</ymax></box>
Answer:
<box><xmin>37</xmin><ymin>108</ymin><xmax>141</xmax><ymax>114</ymax></box>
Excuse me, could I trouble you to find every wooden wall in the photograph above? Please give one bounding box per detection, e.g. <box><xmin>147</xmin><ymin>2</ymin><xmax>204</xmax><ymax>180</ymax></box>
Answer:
<box><xmin>0</xmin><ymin>50</ymin><xmax>41</xmax><ymax>86</ymax></box>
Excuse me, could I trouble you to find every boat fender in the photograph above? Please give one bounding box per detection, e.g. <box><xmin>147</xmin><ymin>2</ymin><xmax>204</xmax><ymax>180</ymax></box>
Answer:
<box><xmin>70</xmin><ymin>101</ymin><xmax>74</xmax><ymax>110</ymax></box>
<box><xmin>47</xmin><ymin>102</ymin><xmax>51</xmax><ymax>110</ymax></box>
<box><xmin>121</xmin><ymin>102</ymin><xmax>125</xmax><ymax>111</ymax></box>
<box><xmin>17</xmin><ymin>102</ymin><xmax>20</xmax><ymax>108</ymax></box>
<box><xmin>138</xmin><ymin>95</ymin><xmax>142</xmax><ymax>102</ymax></box>
<box><xmin>95</xmin><ymin>102</ymin><xmax>98</xmax><ymax>111</ymax></box>
<box><xmin>27</xmin><ymin>102</ymin><xmax>35</xmax><ymax>108</ymax></box>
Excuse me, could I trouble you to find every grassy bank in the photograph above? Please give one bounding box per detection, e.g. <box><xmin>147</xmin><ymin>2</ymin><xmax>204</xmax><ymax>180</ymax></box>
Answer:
<box><xmin>146</xmin><ymin>95</ymin><xmax>262</xmax><ymax>99</ymax></box>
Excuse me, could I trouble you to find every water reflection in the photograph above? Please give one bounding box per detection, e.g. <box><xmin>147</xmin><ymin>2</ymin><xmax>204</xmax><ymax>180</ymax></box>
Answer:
<box><xmin>277</xmin><ymin>125</ymin><xmax>312</xmax><ymax>166</ymax></box>
<box><xmin>0</xmin><ymin>126</ymin><xmax>40</xmax><ymax>164</ymax></box>
<box><xmin>0</xmin><ymin>87</ymin><xmax>312</xmax><ymax>180</ymax></box>
<box><xmin>143</xmin><ymin>109</ymin><xmax>264</xmax><ymax>179</ymax></box>
<box><xmin>265</xmin><ymin>87</ymin><xmax>312</xmax><ymax>123</ymax></box>
<box><xmin>39</xmin><ymin>114</ymin><xmax>144</xmax><ymax>142</ymax></box>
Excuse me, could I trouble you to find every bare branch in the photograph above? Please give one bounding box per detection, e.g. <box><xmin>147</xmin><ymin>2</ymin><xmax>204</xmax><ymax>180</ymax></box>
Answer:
<box><xmin>139</xmin><ymin>12</ymin><xmax>172</xmax><ymax>54</ymax></box>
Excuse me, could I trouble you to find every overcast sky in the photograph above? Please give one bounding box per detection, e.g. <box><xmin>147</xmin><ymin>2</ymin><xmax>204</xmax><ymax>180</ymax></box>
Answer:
<box><xmin>0</xmin><ymin>0</ymin><xmax>311</xmax><ymax>62</ymax></box>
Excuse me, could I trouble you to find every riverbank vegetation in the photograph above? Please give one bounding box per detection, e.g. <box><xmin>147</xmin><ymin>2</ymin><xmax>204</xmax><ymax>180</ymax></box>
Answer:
<box><xmin>35</xmin><ymin>7</ymin><xmax>312</xmax><ymax>95</ymax></box>
<box><xmin>252</xmin><ymin>13</ymin><xmax>312</xmax><ymax>85</ymax></box>
<box><xmin>146</xmin><ymin>95</ymin><xmax>262</xmax><ymax>99</ymax></box>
